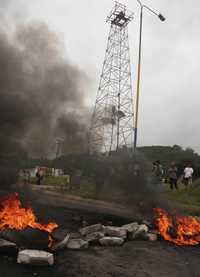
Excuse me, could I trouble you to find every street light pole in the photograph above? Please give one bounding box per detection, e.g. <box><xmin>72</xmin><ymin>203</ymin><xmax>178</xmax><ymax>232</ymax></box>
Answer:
<box><xmin>134</xmin><ymin>2</ymin><xmax>143</xmax><ymax>152</ymax></box>
<box><xmin>133</xmin><ymin>0</ymin><xmax>165</xmax><ymax>152</ymax></box>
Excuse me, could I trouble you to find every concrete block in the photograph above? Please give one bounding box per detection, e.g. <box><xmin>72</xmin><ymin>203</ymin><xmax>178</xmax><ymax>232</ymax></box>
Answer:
<box><xmin>85</xmin><ymin>232</ymin><xmax>104</xmax><ymax>243</ymax></box>
<box><xmin>67</xmin><ymin>239</ymin><xmax>88</xmax><ymax>250</ymax></box>
<box><xmin>103</xmin><ymin>226</ymin><xmax>127</xmax><ymax>239</ymax></box>
<box><xmin>79</xmin><ymin>224</ymin><xmax>102</xmax><ymax>236</ymax></box>
<box><xmin>17</xmin><ymin>250</ymin><xmax>54</xmax><ymax>266</ymax></box>
<box><xmin>99</xmin><ymin>237</ymin><xmax>124</xmax><ymax>246</ymax></box>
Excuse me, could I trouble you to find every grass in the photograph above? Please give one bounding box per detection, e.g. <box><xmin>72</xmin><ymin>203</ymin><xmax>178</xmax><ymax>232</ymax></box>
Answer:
<box><xmin>69</xmin><ymin>178</ymin><xmax>97</xmax><ymax>199</ymax></box>
<box><xmin>19</xmin><ymin>175</ymin><xmax>70</xmax><ymax>186</ymax></box>
<box><xmin>19</xmin><ymin>175</ymin><xmax>97</xmax><ymax>199</ymax></box>
<box><xmin>164</xmin><ymin>178</ymin><xmax>200</xmax><ymax>215</ymax></box>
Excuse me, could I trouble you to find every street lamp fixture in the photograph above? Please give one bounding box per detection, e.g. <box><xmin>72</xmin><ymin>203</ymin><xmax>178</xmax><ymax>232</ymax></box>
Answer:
<box><xmin>158</xmin><ymin>14</ymin><xmax>166</xmax><ymax>22</ymax></box>
<box><xmin>133</xmin><ymin>0</ymin><xmax>165</xmax><ymax>152</ymax></box>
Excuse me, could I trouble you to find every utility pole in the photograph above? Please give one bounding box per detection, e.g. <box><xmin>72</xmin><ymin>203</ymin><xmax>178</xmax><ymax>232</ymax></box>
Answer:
<box><xmin>133</xmin><ymin>0</ymin><xmax>165</xmax><ymax>151</ymax></box>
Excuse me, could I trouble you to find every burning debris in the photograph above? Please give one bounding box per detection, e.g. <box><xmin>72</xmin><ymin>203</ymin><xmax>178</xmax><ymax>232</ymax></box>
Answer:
<box><xmin>0</xmin><ymin>194</ymin><xmax>58</xmax><ymax>239</ymax></box>
<box><xmin>2</xmin><ymin>193</ymin><xmax>200</xmax><ymax>268</ymax></box>
<box><xmin>155</xmin><ymin>208</ymin><xmax>200</xmax><ymax>245</ymax></box>
<box><xmin>0</xmin><ymin>193</ymin><xmax>160</xmax><ymax>266</ymax></box>
<box><xmin>0</xmin><ymin>193</ymin><xmax>58</xmax><ymax>265</ymax></box>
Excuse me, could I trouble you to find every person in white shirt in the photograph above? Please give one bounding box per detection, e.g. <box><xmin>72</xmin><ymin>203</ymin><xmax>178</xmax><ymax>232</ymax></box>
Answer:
<box><xmin>183</xmin><ymin>164</ymin><xmax>194</xmax><ymax>186</ymax></box>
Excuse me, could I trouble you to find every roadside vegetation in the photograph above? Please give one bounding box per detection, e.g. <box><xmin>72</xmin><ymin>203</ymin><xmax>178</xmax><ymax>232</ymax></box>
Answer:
<box><xmin>164</xmin><ymin>179</ymin><xmax>200</xmax><ymax>215</ymax></box>
<box><xmin>13</xmin><ymin>145</ymin><xmax>200</xmax><ymax>215</ymax></box>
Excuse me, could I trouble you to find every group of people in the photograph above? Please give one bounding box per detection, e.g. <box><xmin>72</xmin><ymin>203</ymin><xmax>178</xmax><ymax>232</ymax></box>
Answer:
<box><xmin>168</xmin><ymin>162</ymin><xmax>194</xmax><ymax>190</ymax></box>
<box><xmin>152</xmin><ymin>160</ymin><xmax>194</xmax><ymax>190</ymax></box>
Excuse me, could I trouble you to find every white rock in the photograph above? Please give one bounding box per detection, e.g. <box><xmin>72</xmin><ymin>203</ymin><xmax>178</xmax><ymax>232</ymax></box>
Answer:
<box><xmin>103</xmin><ymin>226</ymin><xmax>127</xmax><ymax>239</ymax></box>
<box><xmin>122</xmin><ymin>223</ymin><xmax>139</xmax><ymax>233</ymax></box>
<box><xmin>67</xmin><ymin>239</ymin><xmax>88</xmax><ymax>250</ymax></box>
<box><xmin>99</xmin><ymin>237</ymin><xmax>124</xmax><ymax>246</ymax></box>
<box><xmin>85</xmin><ymin>232</ymin><xmax>104</xmax><ymax>242</ymax></box>
<box><xmin>129</xmin><ymin>224</ymin><xmax>149</xmax><ymax>240</ymax></box>
<box><xmin>79</xmin><ymin>224</ymin><xmax>102</xmax><ymax>236</ymax></box>
<box><xmin>17</xmin><ymin>250</ymin><xmax>54</xmax><ymax>266</ymax></box>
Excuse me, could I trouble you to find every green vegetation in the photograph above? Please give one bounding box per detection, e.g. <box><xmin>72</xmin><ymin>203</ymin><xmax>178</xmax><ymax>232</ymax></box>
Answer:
<box><xmin>165</xmin><ymin>179</ymin><xmax>200</xmax><ymax>215</ymax></box>
<box><xmin>68</xmin><ymin>178</ymin><xmax>97</xmax><ymax>199</ymax></box>
<box><xmin>19</xmin><ymin>175</ymin><xmax>69</xmax><ymax>186</ymax></box>
<box><xmin>19</xmin><ymin>175</ymin><xmax>97</xmax><ymax>199</ymax></box>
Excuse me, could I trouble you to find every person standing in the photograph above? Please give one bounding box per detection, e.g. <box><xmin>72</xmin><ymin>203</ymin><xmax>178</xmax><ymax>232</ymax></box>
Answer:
<box><xmin>153</xmin><ymin>161</ymin><xmax>162</xmax><ymax>176</ymax></box>
<box><xmin>152</xmin><ymin>160</ymin><xmax>163</xmax><ymax>184</ymax></box>
<box><xmin>183</xmin><ymin>164</ymin><xmax>194</xmax><ymax>186</ymax></box>
<box><xmin>36</xmin><ymin>167</ymin><xmax>44</xmax><ymax>185</ymax></box>
<box><xmin>168</xmin><ymin>162</ymin><xmax>178</xmax><ymax>190</ymax></box>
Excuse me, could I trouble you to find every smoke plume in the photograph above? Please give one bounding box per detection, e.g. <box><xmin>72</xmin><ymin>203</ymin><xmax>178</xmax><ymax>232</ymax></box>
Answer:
<box><xmin>0</xmin><ymin>21</ymin><xmax>89</xmax><ymax>158</ymax></box>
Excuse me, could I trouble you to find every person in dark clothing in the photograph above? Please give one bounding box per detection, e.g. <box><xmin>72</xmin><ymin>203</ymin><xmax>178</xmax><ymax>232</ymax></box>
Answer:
<box><xmin>152</xmin><ymin>160</ymin><xmax>163</xmax><ymax>184</ymax></box>
<box><xmin>153</xmin><ymin>160</ymin><xmax>163</xmax><ymax>176</ymax></box>
<box><xmin>168</xmin><ymin>162</ymin><xmax>178</xmax><ymax>190</ymax></box>
<box><xmin>36</xmin><ymin>167</ymin><xmax>44</xmax><ymax>185</ymax></box>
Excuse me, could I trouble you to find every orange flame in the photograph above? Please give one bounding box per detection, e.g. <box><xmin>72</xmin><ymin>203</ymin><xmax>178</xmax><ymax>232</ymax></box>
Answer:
<box><xmin>155</xmin><ymin>208</ymin><xmax>200</xmax><ymax>246</ymax></box>
<box><xmin>0</xmin><ymin>194</ymin><xmax>58</xmax><ymax>241</ymax></box>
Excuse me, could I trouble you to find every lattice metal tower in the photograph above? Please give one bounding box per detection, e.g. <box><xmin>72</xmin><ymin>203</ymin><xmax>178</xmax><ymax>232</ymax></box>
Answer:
<box><xmin>89</xmin><ymin>2</ymin><xmax>134</xmax><ymax>154</ymax></box>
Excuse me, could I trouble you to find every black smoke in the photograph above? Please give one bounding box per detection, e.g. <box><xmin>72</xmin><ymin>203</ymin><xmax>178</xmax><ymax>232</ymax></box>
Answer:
<box><xmin>0</xmin><ymin>22</ymin><xmax>89</xmax><ymax>158</ymax></box>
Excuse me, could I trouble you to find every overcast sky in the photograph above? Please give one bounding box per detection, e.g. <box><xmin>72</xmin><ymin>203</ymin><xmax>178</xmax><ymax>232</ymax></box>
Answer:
<box><xmin>3</xmin><ymin>0</ymin><xmax>200</xmax><ymax>152</ymax></box>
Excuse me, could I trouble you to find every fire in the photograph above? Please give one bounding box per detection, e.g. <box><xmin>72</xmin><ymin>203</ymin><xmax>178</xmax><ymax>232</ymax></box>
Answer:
<box><xmin>155</xmin><ymin>208</ymin><xmax>200</xmax><ymax>246</ymax></box>
<box><xmin>0</xmin><ymin>194</ymin><xmax>58</xmax><ymax>241</ymax></box>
